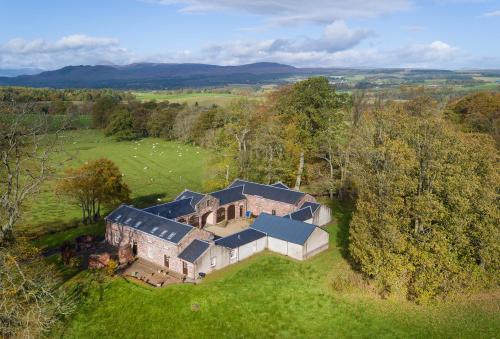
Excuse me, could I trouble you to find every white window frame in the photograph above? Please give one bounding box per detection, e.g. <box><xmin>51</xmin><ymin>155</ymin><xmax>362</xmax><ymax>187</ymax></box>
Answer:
<box><xmin>114</xmin><ymin>233</ymin><xmax>120</xmax><ymax>244</ymax></box>
<box><xmin>210</xmin><ymin>256</ymin><xmax>217</xmax><ymax>267</ymax></box>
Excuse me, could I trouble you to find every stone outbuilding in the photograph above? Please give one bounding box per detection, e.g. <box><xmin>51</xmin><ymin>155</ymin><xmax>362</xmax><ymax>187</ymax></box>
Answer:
<box><xmin>105</xmin><ymin>179</ymin><xmax>331</xmax><ymax>280</ymax></box>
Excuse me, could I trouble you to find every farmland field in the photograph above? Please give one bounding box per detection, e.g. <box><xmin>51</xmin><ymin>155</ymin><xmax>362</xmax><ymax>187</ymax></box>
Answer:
<box><xmin>22</xmin><ymin>129</ymin><xmax>209</xmax><ymax>243</ymax></box>
<box><xmin>132</xmin><ymin>91</ymin><xmax>250</xmax><ymax>106</ymax></box>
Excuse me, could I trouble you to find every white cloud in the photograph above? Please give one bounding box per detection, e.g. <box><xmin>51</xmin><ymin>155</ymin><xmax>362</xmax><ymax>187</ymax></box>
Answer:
<box><xmin>483</xmin><ymin>10</ymin><xmax>500</xmax><ymax>17</ymax></box>
<box><xmin>173</xmin><ymin>38</ymin><xmax>461</xmax><ymax>68</ymax></box>
<box><xmin>0</xmin><ymin>32</ymin><xmax>465</xmax><ymax>70</ymax></box>
<box><xmin>0</xmin><ymin>35</ymin><xmax>131</xmax><ymax>69</ymax></box>
<box><xmin>149</xmin><ymin>0</ymin><xmax>412</xmax><ymax>24</ymax></box>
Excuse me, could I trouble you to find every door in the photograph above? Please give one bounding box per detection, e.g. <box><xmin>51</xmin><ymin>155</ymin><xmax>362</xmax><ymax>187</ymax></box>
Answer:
<box><xmin>227</xmin><ymin>205</ymin><xmax>235</xmax><ymax>220</ymax></box>
<box><xmin>164</xmin><ymin>255</ymin><xmax>169</xmax><ymax>268</ymax></box>
<box><xmin>132</xmin><ymin>241</ymin><xmax>138</xmax><ymax>256</ymax></box>
<box><xmin>182</xmin><ymin>261</ymin><xmax>188</xmax><ymax>275</ymax></box>
<box><xmin>239</xmin><ymin>205</ymin><xmax>244</xmax><ymax>217</ymax></box>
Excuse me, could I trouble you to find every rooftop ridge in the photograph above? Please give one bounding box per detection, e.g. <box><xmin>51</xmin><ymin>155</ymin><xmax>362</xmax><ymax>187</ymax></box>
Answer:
<box><xmin>209</xmin><ymin>184</ymin><xmax>244</xmax><ymax>195</ymax></box>
<box><xmin>143</xmin><ymin>197</ymin><xmax>193</xmax><ymax>210</ymax></box>
<box><xmin>115</xmin><ymin>204</ymin><xmax>194</xmax><ymax>229</ymax></box>
<box><xmin>229</xmin><ymin>178</ymin><xmax>305</xmax><ymax>194</ymax></box>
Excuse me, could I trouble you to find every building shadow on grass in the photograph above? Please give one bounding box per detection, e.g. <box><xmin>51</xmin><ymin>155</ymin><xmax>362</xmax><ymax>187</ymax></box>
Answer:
<box><xmin>328</xmin><ymin>198</ymin><xmax>356</xmax><ymax>264</ymax></box>
<box><xmin>131</xmin><ymin>193</ymin><xmax>167</xmax><ymax>208</ymax></box>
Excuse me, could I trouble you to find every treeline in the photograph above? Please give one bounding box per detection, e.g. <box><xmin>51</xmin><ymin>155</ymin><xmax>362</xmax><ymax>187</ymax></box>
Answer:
<box><xmin>0</xmin><ymin>86</ymin><xmax>131</xmax><ymax>102</ymax></box>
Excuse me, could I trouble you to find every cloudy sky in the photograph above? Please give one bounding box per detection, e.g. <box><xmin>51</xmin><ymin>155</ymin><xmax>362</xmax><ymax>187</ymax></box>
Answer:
<box><xmin>1</xmin><ymin>0</ymin><xmax>499</xmax><ymax>70</ymax></box>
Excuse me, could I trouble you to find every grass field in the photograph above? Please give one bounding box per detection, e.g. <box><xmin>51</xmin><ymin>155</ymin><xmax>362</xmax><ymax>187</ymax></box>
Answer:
<box><xmin>22</xmin><ymin>129</ymin><xmax>209</xmax><ymax>244</ymax></box>
<box><xmin>132</xmin><ymin>91</ymin><xmax>249</xmax><ymax>106</ymax></box>
<box><xmin>54</xmin><ymin>202</ymin><xmax>500</xmax><ymax>338</ymax></box>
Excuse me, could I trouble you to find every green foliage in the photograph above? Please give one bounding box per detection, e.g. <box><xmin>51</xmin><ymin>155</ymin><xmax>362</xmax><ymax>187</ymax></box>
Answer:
<box><xmin>0</xmin><ymin>240</ymin><xmax>76</xmax><ymax>337</ymax></box>
<box><xmin>445</xmin><ymin>91</ymin><xmax>500</xmax><ymax>145</ymax></box>
<box><xmin>104</xmin><ymin>108</ymin><xmax>140</xmax><ymax>141</ymax></box>
<box><xmin>91</xmin><ymin>95</ymin><xmax>121</xmax><ymax>129</ymax></box>
<box><xmin>56</xmin><ymin>158</ymin><xmax>131</xmax><ymax>224</ymax></box>
<box><xmin>349</xmin><ymin>98</ymin><xmax>500</xmax><ymax>302</ymax></box>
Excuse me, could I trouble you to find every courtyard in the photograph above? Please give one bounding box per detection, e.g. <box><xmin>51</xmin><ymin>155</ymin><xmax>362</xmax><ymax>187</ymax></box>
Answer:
<box><xmin>204</xmin><ymin>218</ymin><xmax>252</xmax><ymax>237</ymax></box>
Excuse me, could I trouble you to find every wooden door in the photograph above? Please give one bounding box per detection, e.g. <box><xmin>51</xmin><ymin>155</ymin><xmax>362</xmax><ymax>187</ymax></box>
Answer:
<box><xmin>164</xmin><ymin>255</ymin><xmax>169</xmax><ymax>268</ymax></box>
<box><xmin>182</xmin><ymin>261</ymin><xmax>188</xmax><ymax>275</ymax></box>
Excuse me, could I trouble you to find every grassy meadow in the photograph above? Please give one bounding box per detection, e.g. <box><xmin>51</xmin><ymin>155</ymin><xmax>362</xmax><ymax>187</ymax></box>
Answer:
<box><xmin>132</xmin><ymin>91</ymin><xmax>249</xmax><ymax>106</ymax></box>
<box><xmin>54</xmin><ymin>203</ymin><xmax>500</xmax><ymax>338</ymax></box>
<box><xmin>22</xmin><ymin>129</ymin><xmax>209</xmax><ymax>246</ymax></box>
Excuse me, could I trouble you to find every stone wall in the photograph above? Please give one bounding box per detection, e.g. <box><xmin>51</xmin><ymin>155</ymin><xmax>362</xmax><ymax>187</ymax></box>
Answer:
<box><xmin>245</xmin><ymin>195</ymin><xmax>298</xmax><ymax>216</ymax></box>
<box><xmin>106</xmin><ymin>221</ymin><xmax>214</xmax><ymax>276</ymax></box>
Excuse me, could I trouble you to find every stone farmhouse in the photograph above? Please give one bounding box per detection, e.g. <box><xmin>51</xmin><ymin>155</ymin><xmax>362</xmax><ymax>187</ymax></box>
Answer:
<box><xmin>105</xmin><ymin>179</ymin><xmax>331</xmax><ymax>280</ymax></box>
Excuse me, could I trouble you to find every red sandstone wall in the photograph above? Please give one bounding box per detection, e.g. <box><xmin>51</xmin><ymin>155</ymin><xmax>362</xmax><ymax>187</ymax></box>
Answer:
<box><xmin>245</xmin><ymin>195</ymin><xmax>297</xmax><ymax>216</ymax></box>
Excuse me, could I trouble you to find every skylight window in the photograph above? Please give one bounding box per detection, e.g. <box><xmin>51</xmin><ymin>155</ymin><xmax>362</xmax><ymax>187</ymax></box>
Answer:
<box><xmin>134</xmin><ymin>221</ymin><xmax>142</xmax><ymax>228</ymax></box>
<box><xmin>167</xmin><ymin>232</ymin><xmax>176</xmax><ymax>240</ymax></box>
<box><xmin>151</xmin><ymin>227</ymin><xmax>159</xmax><ymax>233</ymax></box>
<box><xmin>125</xmin><ymin>217</ymin><xmax>132</xmax><ymax>224</ymax></box>
<box><xmin>160</xmin><ymin>230</ymin><xmax>168</xmax><ymax>237</ymax></box>
<box><xmin>115</xmin><ymin>214</ymin><xmax>122</xmax><ymax>221</ymax></box>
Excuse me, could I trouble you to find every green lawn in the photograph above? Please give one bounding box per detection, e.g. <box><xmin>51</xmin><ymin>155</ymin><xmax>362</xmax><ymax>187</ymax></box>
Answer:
<box><xmin>21</xmin><ymin>129</ymin><xmax>209</xmax><ymax>244</ymax></box>
<box><xmin>55</xmin><ymin>211</ymin><xmax>499</xmax><ymax>338</ymax></box>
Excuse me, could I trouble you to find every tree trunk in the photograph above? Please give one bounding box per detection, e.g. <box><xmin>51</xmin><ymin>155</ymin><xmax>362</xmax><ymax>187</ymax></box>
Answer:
<box><xmin>294</xmin><ymin>151</ymin><xmax>305</xmax><ymax>190</ymax></box>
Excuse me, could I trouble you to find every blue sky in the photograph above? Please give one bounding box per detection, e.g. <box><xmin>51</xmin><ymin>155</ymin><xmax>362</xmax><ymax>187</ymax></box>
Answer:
<box><xmin>1</xmin><ymin>0</ymin><xmax>499</xmax><ymax>69</ymax></box>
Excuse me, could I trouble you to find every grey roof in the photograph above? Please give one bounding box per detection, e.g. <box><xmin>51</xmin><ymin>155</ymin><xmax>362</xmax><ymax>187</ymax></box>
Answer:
<box><xmin>209</xmin><ymin>185</ymin><xmax>245</xmax><ymax>206</ymax></box>
<box><xmin>178</xmin><ymin>239</ymin><xmax>210</xmax><ymax>263</ymax></box>
<box><xmin>271</xmin><ymin>181</ymin><xmax>289</xmax><ymax>189</ymax></box>
<box><xmin>142</xmin><ymin>198</ymin><xmax>195</xmax><ymax>219</ymax></box>
<box><xmin>106</xmin><ymin>205</ymin><xmax>193</xmax><ymax>244</ymax></box>
<box><xmin>229</xmin><ymin>179</ymin><xmax>305</xmax><ymax>205</ymax></box>
<box><xmin>215</xmin><ymin>228</ymin><xmax>266</xmax><ymax>249</ymax></box>
<box><xmin>287</xmin><ymin>207</ymin><xmax>313</xmax><ymax>222</ymax></box>
<box><xmin>300</xmin><ymin>201</ymin><xmax>320</xmax><ymax>213</ymax></box>
<box><xmin>175</xmin><ymin>190</ymin><xmax>205</xmax><ymax>207</ymax></box>
<box><xmin>251</xmin><ymin>213</ymin><xmax>316</xmax><ymax>245</ymax></box>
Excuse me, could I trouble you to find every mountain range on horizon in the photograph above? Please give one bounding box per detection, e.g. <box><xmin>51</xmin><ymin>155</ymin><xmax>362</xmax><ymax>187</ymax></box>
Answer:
<box><xmin>0</xmin><ymin>62</ymin><xmax>498</xmax><ymax>90</ymax></box>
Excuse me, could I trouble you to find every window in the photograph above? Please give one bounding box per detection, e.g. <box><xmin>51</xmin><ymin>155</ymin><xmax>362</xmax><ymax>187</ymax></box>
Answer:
<box><xmin>114</xmin><ymin>233</ymin><xmax>120</xmax><ymax>244</ymax></box>
<box><xmin>134</xmin><ymin>221</ymin><xmax>142</xmax><ymax>228</ymax></box>
<box><xmin>167</xmin><ymin>232</ymin><xmax>176</xmax><ymax>240</ymax></box>
<box><xmin>230</xmin><ymin>249</ymin><xmax>237</xmax><ymax>260</ymax></box>
<box><xmin>151</xmin><ymin>226</ymin><xmax>159</xmax><ymax>234</ymax></box>
<box><xmin>210</xmin><ymin>257</ymin><xmax>217</xmax><ymax>267</ymax></box>
<box><xmin>160</xmin><ymin>230</ymin><xmax>168</xmax><ymax>237</ymax></box>
<box><xmin>272</xmin><ymin>209</ymin><xmax>276</xmax><ymax>215</ymax></box>
<box><xmin>115</xmin><ymin>214</ymin><xmax>122</xmax><ymax>221</ymax></box>
<box><xmin>125</xmin><ymin>217</ymin><xmax>132</xmax><ymax>224</ymax></box>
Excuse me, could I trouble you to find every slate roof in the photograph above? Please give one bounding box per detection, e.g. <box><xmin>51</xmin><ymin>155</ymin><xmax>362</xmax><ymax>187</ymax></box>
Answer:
<box><xmin>177</xmin><ymin>239</ymin><xmax>210</xmax><ymax>263</ymax></box>
<box><xmin>271</xmin><ymin>181</ymin><xmax>289</xmax><ymax>189</ymax></box>
<box><xmin>106</xmin><ymin>205</ymin><xmax>193</xmax><ymax>244</ymax></box>
<box><xmin>209</xmin><ymin>185</ymin><xmax>245</xmax><ymax>205</ymax></box>
<box><xmin>175</xmin><ymin>190</ymin><xmax>205</xmax><ymax>207</ymax></box>
<box><xmin>215</xmin><ymin>228</ymin><xmax>266</xmax><ymax>249</ymax></box>
<box><xmin>142</xmin><ymin>198</ymin><xmax>195</xmax><ymax>219</ymax></box>
<box><xmin>286</xmin><ymin>207</ymin><xmax>313</xmax><ymax>222</ymax></box>
<box><xmin>300</xmin><ymin>201</ymin><xmax>320</xmax><ymax>213</ymax></box>
<box><xmin>229</xmin><ymin>179</ymin><xmax>305</xmax><ymax>205</ymax></box>
<box><xmin>250</xmin><ymin>213</ymin><xmax>316</xmax><ymax>245</ymax></box>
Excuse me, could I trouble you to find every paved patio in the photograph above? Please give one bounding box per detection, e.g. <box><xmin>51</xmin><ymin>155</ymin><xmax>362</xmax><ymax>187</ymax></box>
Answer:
<box><xmin>122</xmin><ymin>258</ymin><xmax>182</xmax><ymax>287</ymax></box>
<box><xmin>205</xmin><ymin>218</ymin><xmax>252</xmax><ymax>237</ymax></box>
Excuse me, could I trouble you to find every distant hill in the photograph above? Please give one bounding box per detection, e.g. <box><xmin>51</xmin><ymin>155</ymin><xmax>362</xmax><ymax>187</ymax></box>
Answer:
<box><xmin>0</xmin><ymin>68</ymin><xmax>44</xmax><ymax>77</ymax></box>
<box><xmin>0</xmin><ymin>62</ymin><xmax>301</xmax><ymax>89</ymax></box>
